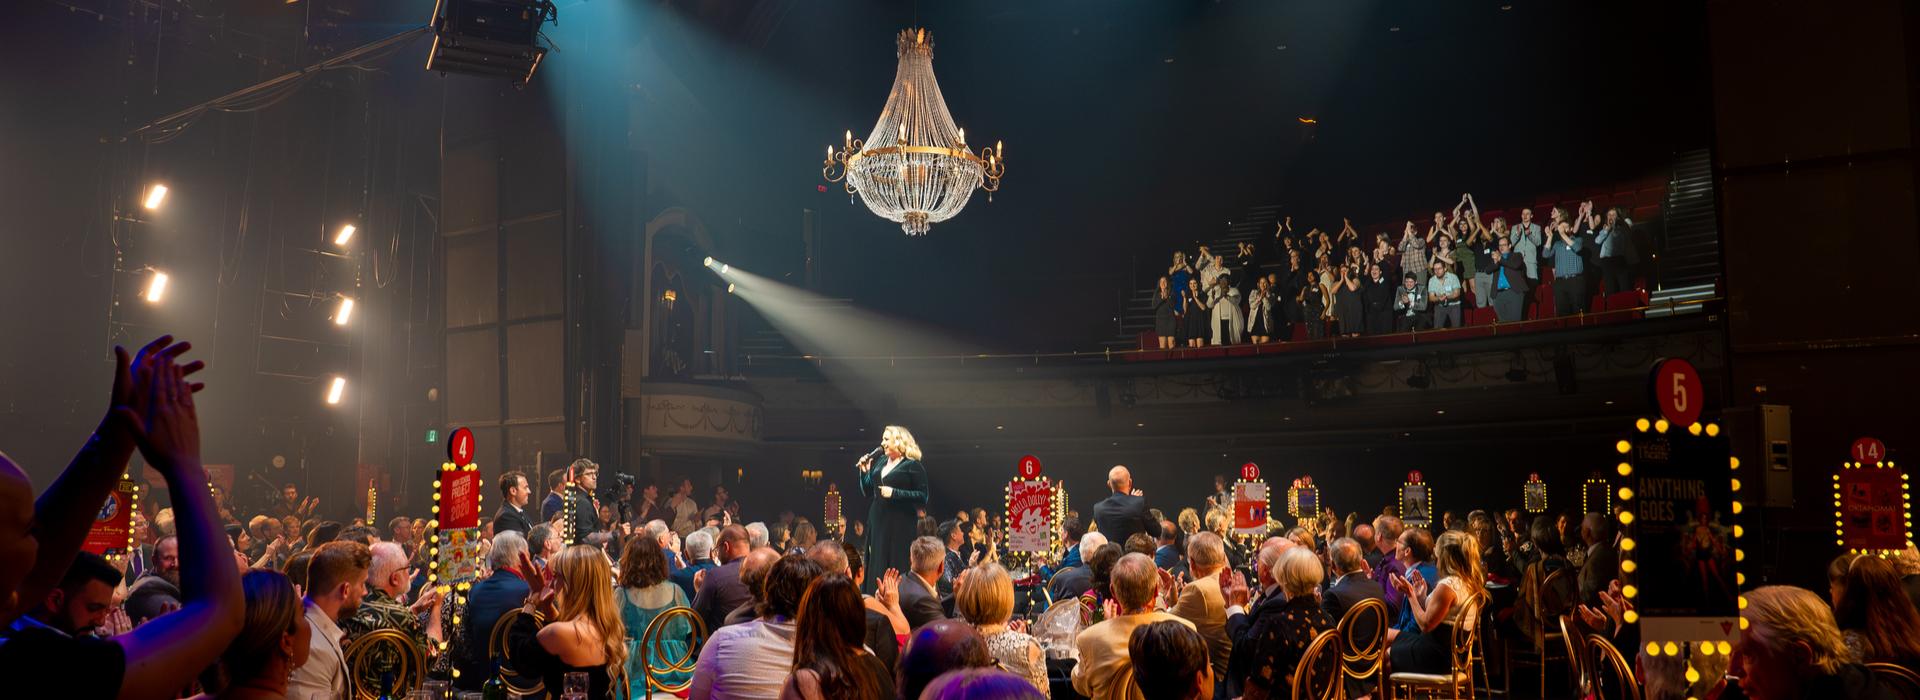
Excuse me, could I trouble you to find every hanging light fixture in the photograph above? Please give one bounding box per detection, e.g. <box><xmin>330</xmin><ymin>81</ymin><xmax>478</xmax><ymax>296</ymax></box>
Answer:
<box><xmin>823</xmin><ymin>27</ymin><xmax>1005</xmax><ymax>236</ymax></box>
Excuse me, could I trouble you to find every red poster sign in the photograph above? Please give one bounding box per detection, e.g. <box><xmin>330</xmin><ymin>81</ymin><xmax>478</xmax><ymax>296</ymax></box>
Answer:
<box><xmin>1853</xmin><ymin>437</ymin><xmax>1887</xmax><ymax>465</ymax></box>
<box><xmin>1007</xmin><ymin>479</ymin><xmax>1054</xmax><ymax>554</ymax></box>
<box><xmin>83</xmin><ymin>479</ymin><xmax>137</xmax><ymax>557</ymax></box>
<box><xmin>1837</xmin><ymin>464</ymin><xmax>1909</xmax><ymax>553</ymax></box>
<box><xmin>1649</xmin><ymin>358</ymin><xmax>1703</xmax><ymax>427</ymax></box>
<box><xmin>438</xmin><ymin>470</ymin><xmax>481</xmax><ymax>529</ymax></box>
<box><xmin>1233</xmin><ymin>481</ymin><xmax>1269</xmax><ymax>535</ymax></box>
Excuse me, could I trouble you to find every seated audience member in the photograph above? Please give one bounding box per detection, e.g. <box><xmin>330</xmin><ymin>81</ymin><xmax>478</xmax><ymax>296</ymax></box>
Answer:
<box><xmin>957</xmin><ymin>563</ymin><xmax>1048</xmax><ymax>696</ymax></box>
<box><xmin>11</xmin><ymin>551</ymin><xmax>119</xmax><ymax>638</ymax></box>
<box><xmin>1369</xmin><ymin>516</ymin><xmax>1408</xmax><ymax>618</ymax></box>
<box><xmin>1832</xmin><ymin>555</ymin><xmax>1920</xmax><ymax>668</ymax></box>
<box><xmin>1083</xmin><ymin>543</ymin><xmax>1126</xmax><ymax>607</ymax></box>
<box><xmin>690</xmin><ymin>555</ymin><xmax>827</xmax><ymax>700</ymax></box>
<box><xmin>1125</xmin><ymin>532</ymin><xmax>1158</xmax><ymax>559</ymax></box>
<box><xmin>291</xmin><ymin>540</ymin><xmax>370</xmax><ymax>699</ymax></box>
<box><xmin>897</xmin><ymin>619</ymin><xmax>997</xmax><ymax>700</ymax></box>
<box><xmin>455</xmin><ymin>530</ymin><xmax>530</xmax><ymax>690</ymax></box>
<box><xmin>1071</xmin><ymin>553</ymin><xmax>1196</xmax><ymax>700</ymax></box>
<box><xmin>900</xmin><ymin>536</ymin><xmax>953</xmax><ymax>630</ymax></box>
<box><xmin>1387</xmin><ymin>531</ymin><xmax>1486</xmax><ymax>675</ymax></box>
<box><xmin>511</xmin><ymin>545</ymin><xmax>626</xmax><ymax>700</ymax></box>
<box><xmin>1389</xmin><ymin>528</ymin><xmax>1438</xmax><ymax>633</ymax></box>
<box><xmin>617</xmin><ymin>535</ymin><xmax>694</xmax><ymax>699</ymax></box>
<box><xmin>918</xmin><ymin>668</ymin><xmax>1048</xmax><ymax>700</ymax></box>
<box><xmin>0</xmin><ymin>336</ymin><xmax>244</xmax><ymax>700</ymax></box>
<box><xmin>691</xmin><ymin>525</ymin><xmax>752</xmax><ymax>632</ymax></box>
<box><xmin>783</xmin><ymin>573</ymin><xmax>895</xmax><ymax>700</ymax></box>
<box><xmin>723</xmin><ymin>548</ymin><xmax>783</xmax><ymax>628</ymax></box>
<box><xmin>124</xmin><ymin>577</ymin><xmax>184</xmax><ymax>628</ymax></box>
<box><xmin>1047</xmin><ymin>531</ymin><xmax>1107</xmax><ymax>603</ymax></box>
<box><xmin>1225</xmin><ymin>538</ymin><xmax>1293</xmax><ymax>665</ymax></box>
<box><xmin>1154</xmin><ymin>520</ymin><xmax>1183</xmax><ymax>572</ymax></box>
<box><xmin>671</xmin><ymin>529</ymin><xmax>718</xmax><ymax>600</ymax></box>
<box><xmin>1129</xmin><ymin>620</ymin><xmax>1212</xmax><ymax>700</ymax></box>
<box><xmin>1169</xmin><ymin>532</ymin><xmax>1230</xmax><ymax>697</ymax></box>
<box><xmin>1577</xmin><ymin>512</ymin><xmax>1619</xmax><ymax>606</ymax></box>
<box><xmin>1736</xmin><ymin>585</ymin><xmax>1903</xmax><ymax>700</ymax></box>
<box><xmin>1512</xmin><ymin>518</ymin><xmax>1577</xmax><ymax>648</ymax></box>
<box><xmin>342</xmin><ymin>541</ymin><xmax>441</xmax><ymax>689</ymax></box>
<box><xmin>938</xmin><ymin>520</ymin><xmax>968</xmax><ymax>595</ymax></box>
<box><xmin>1322</xmin><ymin>537</ymin><xmax>1386</xmax><ymax>698</ymax></box>
<box><xmin>192</xmin><ymin>570</ymin><xmax>309</xmax><ymax>700</ymax></box>
<box><xmin>818</xmin><ymin>542</ymin><xmax>906</xmax><ymax>674</ymax></box>
<box><xmin>1237</xmin><ymin>547</ymin><xmax>1334</xmax><ymax>700</ymax></box>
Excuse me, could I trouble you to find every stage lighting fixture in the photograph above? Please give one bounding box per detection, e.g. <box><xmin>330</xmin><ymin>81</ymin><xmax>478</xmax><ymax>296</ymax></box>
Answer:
<box><xmin>326</xmin><ymin>376</ymin><xmax>347</xmax><ymax>405</ymax></box>
<box><xmin>425</xmin><ymin>0</ymin><xmax>556</xmax><ymax>84</ymax></box>
<box><xmin>144</xmin><ymin>271</ymin><xmax>169</xmax><ymax>303</ymax></box>
<box><xmin>334</xmin><ymin>224</ymin><xmax>356</xmax><ymax>247</ymax></box>
<box><xmin>143</xmin><ymin>184</ymin><xmax>168</xmax><ymax>210</ymax></box>
<box><xmin>703</xmin><ymin>257</ymin><xmax>715</xmax><ymax>268</ymax></box>
<box><xmin>727</xmin><ymin>283</ymin><xmax>737</xmax><ymax>294</ymax></box>
<box><xmin>333</xmin><ymin>297</ymin><xmax>355</xmax><ymax>326</ymax></box>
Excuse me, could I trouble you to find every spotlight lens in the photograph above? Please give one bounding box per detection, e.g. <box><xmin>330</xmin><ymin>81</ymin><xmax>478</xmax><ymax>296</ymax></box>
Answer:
<box><xmin>334</xmin><ymin>224</ymin><xmax>356</xmax><ymax>247</ymax></box>
<box><xmin>143</xmin><ymin>184</ymin><xmax>168</xmax><ymax>210</ymax></box>
<box><xmin>727</xmin><ymin>283</ymin><xmax>737</xmax><ymax>294</ymax></box>
<box><xmin>144</xmin><ymin>271</ymin><xmax>169</xmax><ymax>303</ymax></box>
<box><xmin>334</xmin><ymin>297</ymin><xmax>355</xmax><ymax>326</ymax></box>
<box><xmin>703</xmin><ymin>257</ymin><xmax>715</xmax><ymax>268</ymax></box>
<box><xmin>326</xmin><ymin>376</ymin><xmax>347</xmax><ymax>405</ymax></box>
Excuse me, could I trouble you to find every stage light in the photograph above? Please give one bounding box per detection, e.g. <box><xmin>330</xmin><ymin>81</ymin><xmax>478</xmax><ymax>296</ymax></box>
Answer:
<box><xmin>425</xmin><ymin>0</ymin><xmax>554</xmax><ymax>84</ymax></box>
<box><xmin>334</xmin><ymin>224</ymin><xmax>356</xmax><ymax>247</ymax></box>
<box><xmin>703</xmin><ymin>257</ymin><xmax>716</xmax><ymax>268</ymax></box>
<box><xmin>144</xmin><ymin>271</ymin><xmax>169</xmax><ymax>303</ymax></box>
<box><xmin>334</xmin><ymin>297</ymin><xmax>355</xmax><ymax>326</ymax></box>
<box><xmin>727</xmin><ymin>283</ymin><xmax>737</xmax><ymax>294</ymax></box>
<box><xmin>326</xmin><ymin>376</ymin><xmax>347</xmax><ymax>405</ymax></box>
<box><xmin>143</xmin><ymin>184</ymin><xmax>168</xmax><ymax>210</ymax></box>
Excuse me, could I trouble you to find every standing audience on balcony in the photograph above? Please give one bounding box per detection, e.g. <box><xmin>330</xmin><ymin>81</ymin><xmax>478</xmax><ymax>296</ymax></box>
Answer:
<box><xmin>1299</xmin><ymin>273</ymin><xmax>1327</xmax><ymax>340</ymax></box>
<box><xmin>1596</xmin><ymin>205</ymin><xmax>1639</xmax><ymax>295</ymax></box>
<box><xmin>1427</xmin><ymin>261</ymin><xmax>1464</xmax><ymax>329</ymax></box>
<box><xmin>1491</xmin><ymin>236</ymin><xmax>1531</xmax><ymax>323</ymax></box>
<box><xmin>1398</xmin><ymin>221</ymin><xmax>1431</xmax><ymax>290</ymax></box>
<box><xmin>1544</xmin><ymin>207</ymin><xmax>1588</xmax><ymax>316</ymax></box>
<box><xmin>1363</xmin><ymin>262</ymin><xmax>1395</xmax><ymax>335</ymax></box>
<box><xmin>1153</xmin><ymin>276</ymin><xmax>1177</xmax><ymax>349</ymax></box>
<box><xmin>1181</xmin><ymin>278</ymin><xmax>1209</xmax><ymax>349</ymax></box>
<box><xmin>1246</xmin><ymin>276</ymin><xmax>1276</xmax><ymax>344</ymax></box>
<box><xmin>1208</xmin><ymin>273</ymin><xmax>1244</xmax><ymax>345</ymax></box>
<box><xmin>1334</xmin><ymin>260</ymin><xmax>1366</xmax><ymax>337</ymax></box>
<box><xmin>1393</xmin><ymin>273</ymin><xmax>1428</xmax><ymax>332</ymax></box>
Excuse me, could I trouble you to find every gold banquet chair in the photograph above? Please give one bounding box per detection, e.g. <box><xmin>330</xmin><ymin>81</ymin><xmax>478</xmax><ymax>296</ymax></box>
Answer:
<box><xmin>1867</xmin><ymin>662</ymin><xmax>1920</xmax><ymax>700</ymax></box>
<box><xmin>343</xmin><ymin>628</ymin><xmax>426</xmax><ymax>700</ymax></box>
<box><xmin>1292</xmin><ymin>629</ymin><xmax>1344</xmax><ymax>700</ymax></box>
<box><xmin>638</xmin><ymin>606</ymin><xmax>708</xmax><ymax>699</ymax></box>
<box><xmin>490</xmin><ymin>608</ymin><xmax>546</xmax><ymax>698</ymax></box>
<box><xmin>1337</xmin><ymin>598</ymin><xmax>1390</xmax><ymax>697</ymax></box>
<box><xmin>1584</xmin><ymin>633</ymin><xmax>1643</xmax><ymax>700</ymax></box>
<box><xmin>1385</xmin><ymin>593</ymin><xmax>1484</xmax><ymax>700</ymax></box>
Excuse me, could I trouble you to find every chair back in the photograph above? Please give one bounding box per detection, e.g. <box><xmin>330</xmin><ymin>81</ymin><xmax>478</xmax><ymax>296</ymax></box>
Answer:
<box><xmin>640</xmin><ymin>606</ymin><xmax>708</xmax><ymax>696</ymax></box>
<box><xmin>1448</xmin><ymin>592</ymin><xmax>1484</xmax><ymax>672</ymax></box>
<box><xmin>343</xmin><ymin>628</ymin><xmax>425</xmax><ymax>700</ymax></box>
<box><xmin>1291</xmin><ymin>629</ymin><xmax>1344</xmax><ymax>700</ymax></box>
<box><xmin>1585</xmin><ymin>633</ymin><xmax>1644</xmax><ymax>700</ymax></box>
<box><xmin>1558</xmin><ymin>614</ymin><xmax>1588</xmax><ymax>695</ymax></box>
<box><xmin>1336</xmin><ymin>597</ymin><xmax>1390</xmax><ymax>684</ymax></box>
<box><xmin>1868</xmin><ymin>662</ymin><xmax>1920</xmax><ymax>700</ymax></box>
<box><xmin>491</xmin><ymin>608</ymin><xmax>546</xmax><ymax>697</ymax></box>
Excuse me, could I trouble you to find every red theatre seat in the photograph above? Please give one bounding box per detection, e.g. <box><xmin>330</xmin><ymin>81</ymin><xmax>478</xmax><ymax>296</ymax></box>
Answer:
<box><xmin>1466</xmin><ymin>307</ymin><xmax>1497</xmax><ymax>326</ymax></box>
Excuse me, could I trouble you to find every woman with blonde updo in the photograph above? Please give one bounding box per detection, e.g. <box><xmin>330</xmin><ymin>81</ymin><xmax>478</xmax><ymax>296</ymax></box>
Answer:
<box><xmin>856</xmin><ymin>425</ymin><xmax>929</xmax><ymax>587</ymax></box>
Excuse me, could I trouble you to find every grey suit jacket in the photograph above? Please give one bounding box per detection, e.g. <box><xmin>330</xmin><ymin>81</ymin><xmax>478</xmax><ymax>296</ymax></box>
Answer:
<box><xmin>898</xmin><ymin>571</ymin><xmax>948</xmax><ymax>631</ymax></box>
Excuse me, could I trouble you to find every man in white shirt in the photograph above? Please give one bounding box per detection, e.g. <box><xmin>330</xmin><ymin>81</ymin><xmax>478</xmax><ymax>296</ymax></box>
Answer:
<box><xmin>290</xmin><ymin>541</ymin><xmax>370</xmax><ymax>700</ymax></box>
<box><xmin>689</xmin><ymin>555</ymin><xmax>827</xmax><ymax>700</ymax></box>
<box><xmin>1427</xmin><ymin>260</ymin><xmax>1464</xmax><ymax>328</ymax></box>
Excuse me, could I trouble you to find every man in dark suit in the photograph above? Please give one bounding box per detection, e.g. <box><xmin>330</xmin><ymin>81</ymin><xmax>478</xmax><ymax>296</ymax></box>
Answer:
<box><xmin>490</xmin><ymin>470</ymin><xmax>534</xmax><ymax>536</ymax></box>
<box><xmin>1153</xmin><ymin>520</ymin><xmax>1183</xmax><ymax>571</ymax></box>
<box><xmin>1093</xmin><ymin>465</ymin><xmax>1156</xmax><ymax>548</ymax></box>
<box><xmin>668</xmin><ymin>529</ymin><xmax>717</xmax><ymax>600</ymax></box>
<box><xmin>1047</xmin><ymin>531</ymin><xmax>1107</xmax><ymax>603</ymax></box>
<box><xmin>1224</xmin><ymin>538</ymin><xmax>1295</xmax><ymax>697</ymax></box>
<box><xmin>455</xmin><ymin>531</ymin><xmax>532</xmax><ymax>690</ymax></box>
<box><xmin>690</xmin><ymin>525</ymin><xmax>752</xmax><ymax>632</ymax></box>
<box><xmin>1578</xmin><ymin>513</ymin><xmax>1620</xmax><ymax>606</ymax></box>
<box><xmin>1490</xmin><ymin>237</ymin><xmax>1534</xmax><ymax>323</ymax></box>
<box><xmin>898</xmin><ymin>535</ymin><xmax>950</xmax><ymax>630</ymax></box>
<box><xmin>938</xmin><ymin>520</ymin><xmax>967</xmax><ymax>596</ymax></box>
<box><xmin>1322</xmin><ymin>537</ymin><xmax>1386</xmax><ymax>622</ymax></box>
<box><xmin>720</xmin><ymin>548</ymin><xmax>781</xmax><ymax>627</ymax></box>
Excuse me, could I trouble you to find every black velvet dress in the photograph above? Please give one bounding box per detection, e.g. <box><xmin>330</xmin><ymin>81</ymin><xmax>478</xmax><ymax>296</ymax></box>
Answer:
<box><xmin>860</xmin><ymin>457</ymin><xmax>929</xmax><ymax>587</ymax></box>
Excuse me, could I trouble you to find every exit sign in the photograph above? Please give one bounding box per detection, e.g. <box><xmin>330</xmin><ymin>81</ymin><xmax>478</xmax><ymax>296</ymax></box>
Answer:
<box><xmin>425</xmin><ymin>429</ymin><xmax>439</xmax><ymax>444</ymax></box>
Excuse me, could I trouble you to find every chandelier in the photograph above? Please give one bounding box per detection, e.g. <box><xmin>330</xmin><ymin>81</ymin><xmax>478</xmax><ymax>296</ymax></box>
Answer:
<box><xmin>823</xmin><ymin>28</ymin><xmax>1005</xmax><ymax>236</ymax></box>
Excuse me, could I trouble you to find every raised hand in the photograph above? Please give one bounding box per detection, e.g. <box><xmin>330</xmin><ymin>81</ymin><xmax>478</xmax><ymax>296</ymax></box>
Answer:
<box><xmin>877</xmin><ymin>568</ymin><xmax>902</xmax><ymax>608</ymax></box>
<box><xmin>1224</xmin><ymin>570</ymin><xmax>1252</xmax><ymax>608</ymax></box>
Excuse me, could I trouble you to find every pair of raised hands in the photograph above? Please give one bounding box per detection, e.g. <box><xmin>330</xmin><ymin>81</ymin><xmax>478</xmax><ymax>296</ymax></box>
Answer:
<box><xmin>108</xmin><ymin>336</ymin><xmax>207</xmax><ymax>473</ymax></box>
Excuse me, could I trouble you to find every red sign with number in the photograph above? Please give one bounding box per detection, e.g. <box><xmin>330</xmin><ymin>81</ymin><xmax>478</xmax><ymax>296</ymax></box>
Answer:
<box><xmin>1017</xmin><ymin>455</ymin><xmax>1042</xmax><ymax>479</ymax></box>
<box><xmin>438</xmin><ymin>470</ymin><xmax>481</xmax><ymax>529</ymax></box>
<box><xmin>448</xmin><ymin>427</ymin><xmax>475</xmax><ymax>467</ymax></box>
<box><xmin>1853</xmin><ymin>437</ymin><xmax>1887</xmax><ymax>465</ymax></box>
<box><xmin>1649</xmin><ymin>358</ymin><xmax>1703</xmax><ymax>427</ymax></box>
<box><xmin>1241</xmin><ymin>462</ymin><xmax>1260</xmax><ymax>481</ymax></box>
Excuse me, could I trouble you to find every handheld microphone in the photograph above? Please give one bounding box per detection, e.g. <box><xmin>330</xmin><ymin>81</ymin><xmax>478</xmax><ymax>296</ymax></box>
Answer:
<box><xmin>857</xmin><ymin>445</ymin><xmax>883</xmax><ymax>467</ymax></box>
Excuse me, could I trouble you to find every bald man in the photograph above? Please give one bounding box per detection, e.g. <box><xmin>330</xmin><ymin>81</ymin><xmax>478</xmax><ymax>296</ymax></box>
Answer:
<box><xmin>1092</xmin><ymin>465</ymin><xmax>1156</xmax><ymax>549</ymax></box>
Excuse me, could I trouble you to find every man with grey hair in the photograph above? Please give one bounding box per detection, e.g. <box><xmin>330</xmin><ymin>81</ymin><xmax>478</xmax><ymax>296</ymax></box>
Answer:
<box><xmin>720</xmin><ymin>547</ymin><xmax>782</xmax><ymax>627</ymax></box>
<box><xmin>1320</xmin><ymin>537</ymin><xmax>1385</xmax><ymax>664</ymax></box>
<box><xmin>745</xmin><ymin>521</ymin><xmax>770</xmax><ymax>549</ymax></box>
<box><xmin>1047</xmin><ymin>530</ymin><xmax>1108</xmax><ymax>603</ymax></box>
<box><xmin>898</xmin><ymin>535</ymin><xmax>950</xmax><ymax>630</ymax></box>
<box><xmin>1072</xmin><ymin>553</ymin><xmax>1194</xmax><ymax>700</ymax></box>
<box><xmin>344</xmin><ymin>541</ymin><xmax>441</xmax><ymax>689</ymax></box>
<box><xmin>1170</xmin><ymin>532</ymin><xmax>1231</xmax><ymax>696</ymax></box>
<box><xmin>671</xmin><ymin>529</ymin><xmax>718</xmax><ymax>599</ymax></box>
<box><xmin>457</xmin><ymin>530</ymin><xmax>530</xmax><ymax>690</ymax></box>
